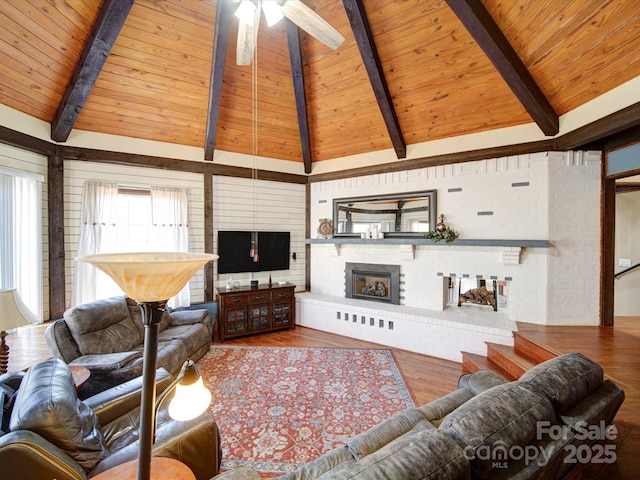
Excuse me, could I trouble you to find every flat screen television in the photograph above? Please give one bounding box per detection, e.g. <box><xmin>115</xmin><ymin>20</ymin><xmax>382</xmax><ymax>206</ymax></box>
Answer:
<box><xmin>217</xmin><ymin>230</ymin><xmax>291</xmax><ymax>274</ymax></box>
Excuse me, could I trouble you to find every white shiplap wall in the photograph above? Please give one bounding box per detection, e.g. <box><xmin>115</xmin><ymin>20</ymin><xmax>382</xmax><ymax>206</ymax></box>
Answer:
<box><xmin>212</xmin><ymin>176</ymin><xmax>306</xmax><ymax>291</ymax></box>
<box><xmin>64</xmin><ymin>161</ymin><xmax>206</xmax><ymax>308</ymax></box>
<box><xmin>0</xmin><ymin>144</ymin><xmax>49</xmax><ymax>320</ymax></box>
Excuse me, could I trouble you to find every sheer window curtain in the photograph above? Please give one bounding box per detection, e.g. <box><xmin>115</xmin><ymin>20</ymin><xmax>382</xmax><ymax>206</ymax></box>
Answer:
<box><xmin>73</xmin><ymin>181</ymin><xmax>119</xmax><ymax>306</ymax></box>
<box><xmin>151</xmin><ymin>186</ymin><xmax>190</xmax><ymax>309</ymax></box>
<box><xmin>0</xmin><ymin>175</ymin><xmax>14</xmax><ymax>290</ymax></box>
<box><xmin>0</xmin><ymin>172</ymin><xmax>43</xmax><ymax>319</ymax></box>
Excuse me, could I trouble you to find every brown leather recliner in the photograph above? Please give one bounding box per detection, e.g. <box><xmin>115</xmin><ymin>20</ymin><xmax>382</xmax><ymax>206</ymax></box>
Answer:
<box><xmin>0</xmin><ymin>358</ymin><xmax>221</xmax><ymax>479</ymax></box>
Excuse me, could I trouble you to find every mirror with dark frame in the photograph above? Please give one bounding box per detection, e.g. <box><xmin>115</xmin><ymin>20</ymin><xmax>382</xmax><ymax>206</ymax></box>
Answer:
<box><xmin>333</xmin><ymin>190</ymin><xmax>437</xmax><ymax>237</ymax></box>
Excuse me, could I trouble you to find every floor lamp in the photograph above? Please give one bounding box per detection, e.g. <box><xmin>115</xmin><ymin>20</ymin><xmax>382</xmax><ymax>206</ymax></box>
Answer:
<box><xmin>77</xmin><ymin>252</ymin><xmax>217</xmax><ymax>480</ymax></box>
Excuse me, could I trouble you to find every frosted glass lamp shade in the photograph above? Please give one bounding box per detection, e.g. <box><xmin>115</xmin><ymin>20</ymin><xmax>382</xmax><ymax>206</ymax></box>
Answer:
<box><xmin>76</xmin><ymin>252</ymin><xmax>218</xmax><ymax>302</ymax></box>
<box><xmin>168</xmin><ymin>376</ymin><xmax>212</xmax><ymax>421</ymax></box>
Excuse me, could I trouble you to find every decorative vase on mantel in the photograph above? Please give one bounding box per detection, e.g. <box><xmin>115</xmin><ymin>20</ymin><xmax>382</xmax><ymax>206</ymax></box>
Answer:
<box><xmin>426</xmin><ymin>214</ymin><xmax>459</xmax><ymax>243</ymax></box>
<box><xmin>435</xmin><ymin>214</ymin><xmax>448</xmax><ymax>233</ymax></box>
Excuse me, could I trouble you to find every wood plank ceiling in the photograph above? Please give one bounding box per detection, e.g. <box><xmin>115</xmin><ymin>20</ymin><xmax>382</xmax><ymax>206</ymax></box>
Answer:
<box><xmin>1</xmin><ymin>0</ymin><xmax>640</xmax><ymax>173</ymax></box>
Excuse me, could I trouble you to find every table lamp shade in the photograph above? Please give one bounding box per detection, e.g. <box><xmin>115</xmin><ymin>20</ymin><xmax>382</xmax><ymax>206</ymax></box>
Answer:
<box><xmin>76</xmin><ymin>252</ymin><xmax>218</xmax><ymax>302</ymax></box>
<box><xmin>0</xmin><ymin>289</ymin><xmax>38</xmax><ymax>330</ymax></box>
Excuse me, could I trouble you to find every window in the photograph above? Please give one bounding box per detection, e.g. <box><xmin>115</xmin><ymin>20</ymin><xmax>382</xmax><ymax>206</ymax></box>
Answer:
<box><xmin>116</xmin><ymin>189</ymin><xmax>152</xmax><ymax>252</ymax></box>
<box><xmin>93</xmin><ymin>188</ymin><xmax>153</xmax><ymax>300</ymax></box>
<box><xmin>74</xmin><ymin>182</ymin><xmax>190</xmax><ymax>308</ymax></box>
<box><xmin>0</xmin><ymin>168</ymin><xmax>43</xmax><ymax>318</ymax></box>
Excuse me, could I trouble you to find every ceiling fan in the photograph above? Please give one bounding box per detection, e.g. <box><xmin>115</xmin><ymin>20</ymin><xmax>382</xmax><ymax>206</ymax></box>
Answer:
<box><xmin>234</xmin><ymin>0</ymin><xmax>345</xmax><ymax>65</ymax></box>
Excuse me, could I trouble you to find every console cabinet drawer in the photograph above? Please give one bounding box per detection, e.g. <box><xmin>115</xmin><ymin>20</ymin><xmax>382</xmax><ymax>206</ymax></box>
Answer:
<box><xmin>247</xmin><ymin>292</ymin><xmax>271</xmax><ymax>303</ymax></box>
<box><xmin>273</xmin><ymin>290</ymin><xmax>292</xmax><ymax>301</ymax></box>
<box><xmin>223</xmin><ymin>295</ymin><xmax>247</xmax><ymax>306</ymax></box>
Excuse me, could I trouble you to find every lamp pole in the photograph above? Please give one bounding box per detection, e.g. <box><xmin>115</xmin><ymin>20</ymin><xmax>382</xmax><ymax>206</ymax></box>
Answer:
<box><xmin>137</xmin><ymin>301</ymin><xmax>167</xmax><ymax>480</ymax></box>
<box><xmin>74</xmin><ymin>252</ymin><xmax>218</xmax><ymax>480</ymax></box>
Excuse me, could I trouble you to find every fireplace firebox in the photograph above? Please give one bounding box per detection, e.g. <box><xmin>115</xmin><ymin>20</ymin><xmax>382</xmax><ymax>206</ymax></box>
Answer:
<box><xmin>345</xmin><ymin>262</ymin><xmax>400</xmax><ymax>305</ymax></box>
<box><xmin>445</xmin><ymin>276</ymin><xmax>508</xmax><ymax>312</ymax></box>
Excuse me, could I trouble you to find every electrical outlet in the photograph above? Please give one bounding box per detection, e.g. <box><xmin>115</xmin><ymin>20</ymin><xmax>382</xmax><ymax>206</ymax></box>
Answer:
<box><xmin>619</xmin><ymin>258</ymin><xmax>632</xmax><ymax>268</ymax></box>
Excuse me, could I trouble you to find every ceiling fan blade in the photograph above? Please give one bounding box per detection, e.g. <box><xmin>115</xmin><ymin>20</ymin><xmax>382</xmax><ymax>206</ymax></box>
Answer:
<box><xmin>282</xmin><ymin>0</ymin><xmax>345</xmax><ymax>50</ymax></box>
<box><xmin>236</xmin><ymin>1</ymin><xmax>261</xmax><ymax>65</ymax></box>
<box><xmin>236</xmin><ymin>20</ymin><xmax>256</xmax><ymax>65</ymax></box>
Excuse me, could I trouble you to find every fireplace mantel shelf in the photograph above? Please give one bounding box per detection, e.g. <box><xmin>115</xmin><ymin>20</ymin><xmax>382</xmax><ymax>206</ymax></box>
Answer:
<box><xmin>307</xmin><ymin>238</ymin><xmax>548</xmax><ymax>263</ymax></box>
<box><xmin>306</xmin><ymin>238</ymin><xmax>550</xmax><ymax>248</ymax></box>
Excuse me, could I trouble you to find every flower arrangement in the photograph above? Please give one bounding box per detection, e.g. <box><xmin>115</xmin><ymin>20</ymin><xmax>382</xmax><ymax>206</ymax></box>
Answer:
<box><xmin>425</xmin><ymin>214</ymin><xmax>459</xmax><ymax>243</ymax></box>
<box><xmin>425</xmin><ymin>228</ymin><xmax>459</xmax><ymax>243</ymax></box>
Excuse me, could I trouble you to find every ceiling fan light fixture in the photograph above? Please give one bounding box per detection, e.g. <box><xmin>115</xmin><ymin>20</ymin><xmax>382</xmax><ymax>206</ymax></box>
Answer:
<box><xmin>262</xmin><ymin>1</ymin><xmax>285</xmax><ymax>27</ymax></box>
<box><xmin>235</xmin><ymin>0</ymin><xmax>257</xmax><ymax>26</ymax></box>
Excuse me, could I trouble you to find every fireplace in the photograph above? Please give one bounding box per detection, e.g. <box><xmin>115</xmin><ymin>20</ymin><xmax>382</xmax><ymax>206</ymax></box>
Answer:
<box><xmin>445</xmin><ymin>277</ymin><xmax>509</xmax><ymax>312</ymax></box>
<box><xmin>345</xmin><ymin>262</ymin><xmax>400</xmax><ymax>305</ymax></box>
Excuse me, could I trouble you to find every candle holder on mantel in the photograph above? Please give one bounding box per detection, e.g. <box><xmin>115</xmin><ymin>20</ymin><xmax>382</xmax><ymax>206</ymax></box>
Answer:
<box><xmin>76</xmin><ymin>252</ymin><xmax>218</xmax><ymax>480</ymax></box>
<box><xmin>426</xmin><ymin>214</ymin><xmax>460</xmax><ymax>243</ymax></box>
<box><xmin>435</xmin><ymin>214</ymin><xmax>448</xmax><ymax>233</ymax></box>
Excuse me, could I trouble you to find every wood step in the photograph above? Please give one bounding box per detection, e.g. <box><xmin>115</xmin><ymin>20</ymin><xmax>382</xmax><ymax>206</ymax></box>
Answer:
<box><xmin>513</xmin><ymin>331</ymin><xmax>558</xmax><ymax>363</ymax></box>
<box><xmin>461</xmin><ymin>351</ymin><xmax>517</xmax><ymax>381</ymax></box>
<box><xmin>486</xmin><ymin>343</ymin><xmax>538</xmax><ymax>379</ymax></box>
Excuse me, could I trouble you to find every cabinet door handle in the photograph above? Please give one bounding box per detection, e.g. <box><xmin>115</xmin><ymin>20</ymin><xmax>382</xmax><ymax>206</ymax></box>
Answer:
<box><xmin>255</xmin><ymin>295</ymin><xmax>264</xmax><ymax>299</ymax></box>
<box><xmin>232</xmin><ymin>298</ymin><xmax>241</xmax><ymax>303</ymax></box>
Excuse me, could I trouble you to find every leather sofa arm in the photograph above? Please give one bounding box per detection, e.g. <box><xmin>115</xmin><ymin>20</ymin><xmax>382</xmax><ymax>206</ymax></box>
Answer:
<box><xmin>458</xmin><ymin>369</ymin><xmax>508</xmax><ymax>395</ymax></box>
<box><xmin>84</xmin><ymin>368</ymin><xmax>172</xmax><ymax>426</ymax></box>
<box><xmin>69</xmin><ymin>351</ymin><xmax>143</xmax><ymax>371</ymax></box>
<box><xmin>170</xmin><ymin>309</ymin><xmax>213</xmax><ymax>337</ymax></box>
<box><xmin>0</xmin><ymin>370</ymin><xmax>25</xmax><ymax>391</ymax></box>
<box><xmin>169</xmin><ymin>309</ymin><xmax>209</xmax><ymax>326</ymax></box>
<box><xmin>44</xmin><ymin>319</ymin><xmax>82</xmax><ymax>363</ymax></box>
<box><xmin>92</xmin><ymin>409</ymin><xmax>222</xmax><ymax>480</ymax></box>
<box><xmin>152</xmin><ymin>411</ymin><xmax>222</xmax><ymax>480</ymax></box>
<box><xmin>211</xmin><ymin>467</ymin><xmax>262</xmax><ymax>479</ymax></box>
<box><xmin>414</xmin><ymin>371</ymin><xmax>509</xmax><ymax>427</ymax></box>
<box><xmin>0</xmin><ymin>430</ymin><xmax>87</xmax><ymax>480</ymax></box>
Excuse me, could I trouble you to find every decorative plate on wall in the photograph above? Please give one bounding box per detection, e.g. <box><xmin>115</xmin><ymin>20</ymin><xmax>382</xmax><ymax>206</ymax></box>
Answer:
<box><xmin>317</xmin><ymin>218</ymin><xmax>334</xmax><ymax>239</ymax></box>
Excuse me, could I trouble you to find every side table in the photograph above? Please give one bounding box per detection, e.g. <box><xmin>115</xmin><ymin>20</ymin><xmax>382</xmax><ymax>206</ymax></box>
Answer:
<box><xmin>91</xmin><ymin>457</ymin><xmax>196</xmax><ymax>480</ymax></box>
<box><xmin>69</xmin><ymin>365</ymin><xmax>90</xmax><ymax>391</ymax></box>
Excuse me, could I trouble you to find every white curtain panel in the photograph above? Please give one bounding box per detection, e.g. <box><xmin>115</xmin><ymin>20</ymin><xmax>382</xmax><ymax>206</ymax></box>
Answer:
<box><xmin>13</xmin><ymin>176</ymin><xmax>42</xmax><ymax>318</ymax></box>
<box><xmin>0</xmin><ymin>173</ymin><xmax>42</xmax><ymax>319</ymax></box>
<box><xmin>73</xmin><ymin>181</ymin><xmax>119</xmax><ymax>306</ymax></box>
<box><xmin>151</xmin><ymin>186</ymin><xmax>190</xmax><ymax>308</ymax></box>
<box><xmin>0</xmin><ymin>174</ymin><xmax>14</xmax><ymax>291</ymax></box>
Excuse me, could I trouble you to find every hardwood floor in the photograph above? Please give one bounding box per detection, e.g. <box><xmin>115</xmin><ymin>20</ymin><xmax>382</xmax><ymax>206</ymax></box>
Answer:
<box><xmin>514</xmin><ymin>318</ymin><xmax>640</xmax><ymax>479</ymax></box>
<box><xmin>6</xmin><ymin>318</ymin><xmax>639</xmax><ymax>478</ymax></box>
<box><xmin>5</xmin><ymin>323</ymin><xmax>50</xmax><ymax>372</ymax></box>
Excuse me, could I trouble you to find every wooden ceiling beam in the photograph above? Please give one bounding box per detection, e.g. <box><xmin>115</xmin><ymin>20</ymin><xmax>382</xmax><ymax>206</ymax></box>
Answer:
<box><xmin>50</xmin><ymin>0</ymin><xmax>134</xmax><ymax>142</ymax></box>
<box><xmin>0</xmin><ymin>125</ymin><xmax>55</xmax><ymax>156</ymax></box>
<box><xmin>445</xmin><ymin>0</ymin><xmax>559</xmax><ymax>136</ymax></box>
<box><xmin>343</xmin><ymin>0</ymin><xmax>406</xmax><ymax>159</ymax></box>
<box><xmin>286</xmin><ymin>20</ymin><xmax>312</xmax><ymax>174</ymax></box>
<box><xmin>556</xmin><ymin>102</ymin><xmax>640</xmax><ymax>151</ymax></box>
<box><xmin>616</xmin><ymin>182</ymin><xmax>640</xmax><ymax>193</ymax></box>
<box><xmin>204</xmin><ymin>0</ymin><xmax>234</xmax><ymax>162</ymax></box>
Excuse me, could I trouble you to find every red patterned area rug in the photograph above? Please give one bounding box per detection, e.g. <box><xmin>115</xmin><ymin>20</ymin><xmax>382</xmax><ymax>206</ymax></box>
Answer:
<box><xmin>198</xmin><ymin>346</ymin><xmax>416</xmax><ymax>474</ymax></box>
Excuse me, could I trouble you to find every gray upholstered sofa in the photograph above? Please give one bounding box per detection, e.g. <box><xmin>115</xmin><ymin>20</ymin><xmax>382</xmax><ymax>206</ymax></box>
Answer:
<box><xmin>45</xmin><ymin>296</ymin><xmax>212</xmax><ymax>397</ymax></box>
<box><xmin>213</xmin><ymin>352</ymin><xmax>625</xmax><ymax>480</ymax></box>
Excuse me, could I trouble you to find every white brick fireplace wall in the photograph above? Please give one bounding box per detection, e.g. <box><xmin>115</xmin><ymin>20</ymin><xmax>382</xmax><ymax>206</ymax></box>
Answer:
<box><xmin>298</xmin><ymin>151</ymin><xmax>602</xmax><ymax>361</ymax></box>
